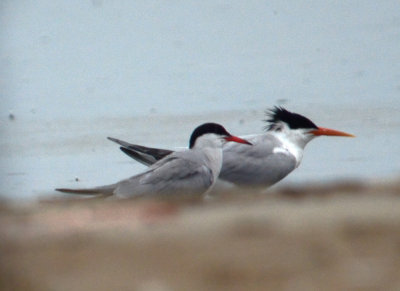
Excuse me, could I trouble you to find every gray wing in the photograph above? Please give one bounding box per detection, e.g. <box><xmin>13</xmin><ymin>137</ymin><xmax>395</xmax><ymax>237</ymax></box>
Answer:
<box><xmin>114</xmin><ymin>155</ymin><xmax>214</xmax><ymax>198</ymax></box>
<box><xmin>220</xmin><ymin>134</ymin><xmax>297</xmax><ymax>186</ymax></box>
<box><xmin>108</xmin><ymin>137</ymin><xmax>172</xmax><ymax>166</ymax></box>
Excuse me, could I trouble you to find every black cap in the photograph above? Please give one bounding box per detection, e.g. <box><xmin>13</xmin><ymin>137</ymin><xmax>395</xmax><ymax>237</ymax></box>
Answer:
<box><xmin>189</xmin><ymin>123</ymin><xmax>230</xmax><ymax>149</ymax></box>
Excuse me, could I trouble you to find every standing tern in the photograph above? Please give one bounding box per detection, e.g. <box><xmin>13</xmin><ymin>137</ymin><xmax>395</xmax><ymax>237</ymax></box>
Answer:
<box><xmin>108</xmin><ymin>107</ymin><xmax>354</xmax><ymax>188</ymax></box>
<box><xmin>56</xmin><ymin>123</ymin><xmax>252</xmax><ymax>197</ymax></box>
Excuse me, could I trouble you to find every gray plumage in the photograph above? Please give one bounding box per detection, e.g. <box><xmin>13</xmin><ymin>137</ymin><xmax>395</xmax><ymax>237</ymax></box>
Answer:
<box><xmin>57</xmin><ymin>140</ymin><xmax>217</xmax><ymax>197</ymax></box>
<box><xmin>56</xmin><ymin>123</ymin><xmax>252</xmax><ymax>197</ymax></box>
<box><xmin>108</xmin><ymin>132</ymin><xmax>298</xmax><ymax>188</ymax></box>
<box><xmin>219</xmin><ymin>134</ymin><xmax>297</xmax><ymax>186</ymax></box>
<box><xmin>108</xmin><ymin>107</ymin><xmax>353</xmax><ymax>188</ymax></box>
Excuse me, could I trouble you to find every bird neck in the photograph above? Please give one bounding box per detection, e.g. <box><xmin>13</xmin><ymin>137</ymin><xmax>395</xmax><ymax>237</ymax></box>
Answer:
<box><xmin>192</xmin><ymin>133</ymin><xmax>225</xmax><ymax>181</ymax></box>
<box><xmin>202</xmin><ymin>147</ymin><xmax>224</xmax><ymax>176</ymax></box>
<box><xmin>201</xmin><ymin>146</ymin><xmax>224</xmax><ymax>196</ymax></box>
<box><xmin>273</xmin><ymin>129</ymin><xmax>315</xmax><ymax>167</ymax></box>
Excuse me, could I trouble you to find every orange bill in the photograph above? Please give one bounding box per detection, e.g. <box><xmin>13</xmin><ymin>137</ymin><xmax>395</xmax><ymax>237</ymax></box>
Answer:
<box><xmin>310</xmin><ymin>127</ymin><xmax>355</xmax><ymax>137</ymax></box>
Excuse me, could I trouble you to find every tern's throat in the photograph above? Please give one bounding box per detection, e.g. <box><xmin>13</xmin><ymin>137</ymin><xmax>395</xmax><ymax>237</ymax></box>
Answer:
<box><xmin>192</xmin><ymin>133</ymin><xmax>225</xmax><ymax>180</ymax></box>
<box><xmin>202</xmin><ymin>146</ymin><xmax>224</xmax><ymax>178</ymax></box>
<box><xmin>274</xmin><ymin>129</ymin><xmax>315</xmax><ymax>167</ymax></box>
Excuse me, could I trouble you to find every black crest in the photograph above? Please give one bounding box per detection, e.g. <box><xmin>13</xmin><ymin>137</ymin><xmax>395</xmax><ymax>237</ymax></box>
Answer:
<box><xmin>265</xmin><ymin>106</ymin><xmax>318</xmax><ymax>130</ymax></box>
<box><xmin>189</xmin><ymin>123</ymin><xmax>230</xmax><ymax>149</ymax></box>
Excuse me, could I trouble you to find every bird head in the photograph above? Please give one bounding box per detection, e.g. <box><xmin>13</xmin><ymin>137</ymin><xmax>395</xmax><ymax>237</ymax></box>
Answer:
<box><xmin>189</xmin><ymin>123</ymin><xmax>252</xmax><ymax>149</ymax></box>
<box><xmin>265</xmin><ymin>106</ymin><xmax>354</xmax><ymax>147</ymax></box>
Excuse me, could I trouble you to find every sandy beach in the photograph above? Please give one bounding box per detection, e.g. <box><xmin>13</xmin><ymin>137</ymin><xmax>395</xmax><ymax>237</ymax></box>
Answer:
<box><xmin>1</xmin><ymin>179</ymin><xmax>400</xmax><ymax>291</ymax></box>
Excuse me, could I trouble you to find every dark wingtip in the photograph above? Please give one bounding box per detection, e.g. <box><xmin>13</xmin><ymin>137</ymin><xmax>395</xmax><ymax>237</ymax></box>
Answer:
<box><xmin>107</xmin><ymin>137</ymin><xmax>118</xmax><ymax>142</ymax></box>
<box><xmin>55</xmin><ymin>188</ymin><xmax>68</xmax><ymax>192</ymax></box>
<box><xmin>120</xmin><ymin>146</ymin><xmax>140</xmax><ymax>159</ymax></box>
<box><xmin>55</xmin><ymin>188</ymin><xmax>101</xmax><ymax>195</ymax></box>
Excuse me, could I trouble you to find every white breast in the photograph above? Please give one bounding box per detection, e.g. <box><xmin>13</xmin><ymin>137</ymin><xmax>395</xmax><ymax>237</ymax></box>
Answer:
<box><xmin>274</xmin><ymin>136</ymin><xmax>305</xmax><ymax>168</ymax></box>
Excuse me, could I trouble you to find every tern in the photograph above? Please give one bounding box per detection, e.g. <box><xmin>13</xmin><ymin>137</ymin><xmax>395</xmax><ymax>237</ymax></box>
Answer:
<box><xmin>108</xmin><ymin>107</ymin><xmax>354</xmax><ymax>188</ymax></box>
<box><xmin>56</xmin><ymin>123</ymin><xmax>252</xmax><ymax>197</ymax></box>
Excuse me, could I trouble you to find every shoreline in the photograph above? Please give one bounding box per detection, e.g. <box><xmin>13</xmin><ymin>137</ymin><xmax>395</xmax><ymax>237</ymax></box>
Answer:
<box><xmin>1</xmin><ymin>178</ymin><xmax>400</xmax><ymax>290</ymax></box>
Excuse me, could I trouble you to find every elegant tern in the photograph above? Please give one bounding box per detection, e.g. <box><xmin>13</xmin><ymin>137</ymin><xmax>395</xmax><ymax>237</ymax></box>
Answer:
<box><xmin>56</xmin><ymin>123</ymin><xmax>252</xmax><ymax>197</ymax></box>
<box><xmin>109</xmin><ymin>107</ymin><xmax>354</xmax><ymax>188</ymax></box>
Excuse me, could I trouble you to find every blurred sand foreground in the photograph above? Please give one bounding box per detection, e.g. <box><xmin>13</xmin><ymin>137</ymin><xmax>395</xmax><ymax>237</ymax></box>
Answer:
<box><xmin>1</xmin><ymin>179</ymin><xmax>400</xmax><ymax>291</ymax></box>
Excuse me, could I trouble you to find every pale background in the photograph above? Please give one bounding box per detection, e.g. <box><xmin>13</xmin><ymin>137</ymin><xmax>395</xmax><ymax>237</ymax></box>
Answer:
<box><xmin>1</xmin><ymin>1</ymin><xmax>399</xmax><ymax>200</ymax></box>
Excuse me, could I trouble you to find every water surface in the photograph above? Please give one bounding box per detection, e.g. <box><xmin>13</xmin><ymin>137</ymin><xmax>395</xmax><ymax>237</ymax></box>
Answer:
<box><xmin>1</xmin><ymin>1</ymin><xmax>399</xmax><ymax>200</ymax></box>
